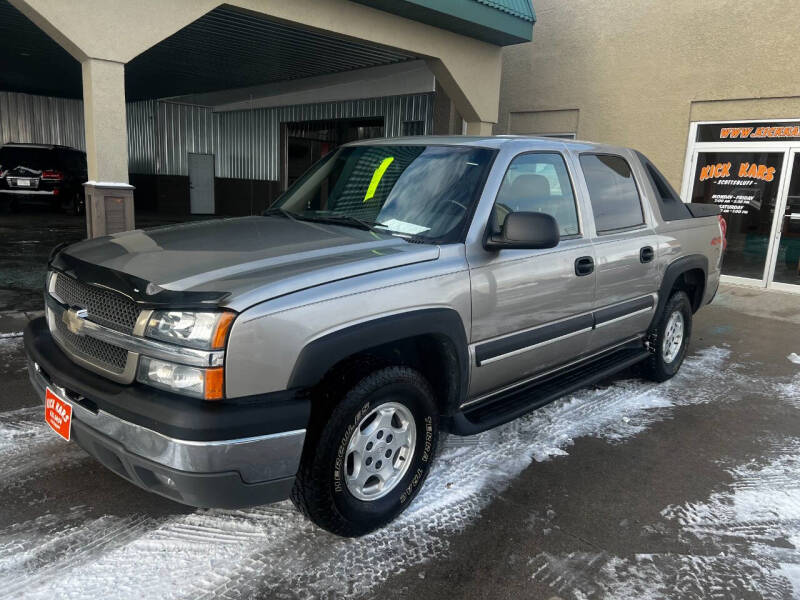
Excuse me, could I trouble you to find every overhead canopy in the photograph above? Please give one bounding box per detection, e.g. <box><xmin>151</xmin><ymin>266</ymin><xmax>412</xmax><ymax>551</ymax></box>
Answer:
<box><xmin>125</xmin><ymin>6</ymin><xmax>417</xmax><ymax>101</ymax></box>
<box><xmin>0</xmin><ymin>2</ymin><xmax>416</xmax><ymax>100</ymax></box>
<box><xmin>0</xmin><ymin>0</ymin><xmax>80</xmax><ymax>98</ymax></box>
<box><xmin>0</xmin><ymin>0</ymin><xmax>533</xmax><ymax>102</ymax></box>
<box><xmin>351</xmin><ymin>0</ymin><xmax>535</xmax><ymax>45</ymax></box>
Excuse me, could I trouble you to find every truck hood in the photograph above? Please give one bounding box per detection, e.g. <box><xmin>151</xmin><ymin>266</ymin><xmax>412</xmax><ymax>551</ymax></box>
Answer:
<box><xmin>59</xmin><ymin>216</ymin><xmax>439</xmax><ymax>308</ymax></box>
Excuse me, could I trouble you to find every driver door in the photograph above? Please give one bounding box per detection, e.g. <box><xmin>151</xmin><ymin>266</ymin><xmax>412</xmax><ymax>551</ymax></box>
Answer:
<box><xmin>467</xmin><ymin>151</ymin><xmax>596</xmax><ymax>399</ymax></box>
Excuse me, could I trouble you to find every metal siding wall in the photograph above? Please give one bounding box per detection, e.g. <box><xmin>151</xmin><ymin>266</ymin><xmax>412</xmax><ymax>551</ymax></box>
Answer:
<box><xmin>126</xmin><ymin>100</ymin><xmax>156</xmax><ymax>174</ymax></box>
<box><xmin>156</xmin><ymin>102</ymin><xmax>217</xmax><ymax>176</ymax></box>
<box><xmin>1</xmin><ymin>91</ymin><xmax>433</xmax><ymax>180</ymax></box>
<box><xmin>0</xmin><ymin>91</ymin><xmax>84</xmax><ymax>150</ymax></box>
<box><xmin>215</xmin><ymin>92</ymin><xmax>433</xmax><ymax>180</ymax></box>
<box><xmin>126</xmin><ymin>101</ymin><xmax>217</xmax><ymax>176</ymax></box>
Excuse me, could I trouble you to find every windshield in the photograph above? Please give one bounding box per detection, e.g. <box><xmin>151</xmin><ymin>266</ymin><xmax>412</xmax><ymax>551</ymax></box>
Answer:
<box><xmin>271</xmin><ymin>145</ymin><xmax>495</xmax><ymax>242</ymax></box>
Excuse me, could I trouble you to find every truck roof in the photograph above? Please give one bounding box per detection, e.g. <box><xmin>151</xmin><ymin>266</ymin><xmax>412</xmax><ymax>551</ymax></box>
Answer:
<box><xmin>346</xmin><ymin>135</ymin><xmax>628</xmax><ymax>153</ymax></box>
<box><xmin>1</xmin><ymin>142</ymin><xmax>83</xmax><ymax>152</ymax></box>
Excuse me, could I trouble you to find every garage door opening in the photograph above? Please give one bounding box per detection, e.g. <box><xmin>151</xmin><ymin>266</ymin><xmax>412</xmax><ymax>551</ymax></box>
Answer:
<box><xmin>282</xmin><ymin>118</ymin><xmax>384</xmax><ymax>189</ymax></box>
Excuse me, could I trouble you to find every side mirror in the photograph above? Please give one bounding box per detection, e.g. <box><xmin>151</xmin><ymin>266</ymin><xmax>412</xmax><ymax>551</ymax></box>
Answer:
<box><xmin>485</xmin><ymin>211</ymin><xmax>560</xmax><ymax>250</ymax></box>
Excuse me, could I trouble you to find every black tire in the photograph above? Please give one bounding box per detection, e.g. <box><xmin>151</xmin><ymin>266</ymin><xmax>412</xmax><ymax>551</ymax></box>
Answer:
<box><xmin>643</xmin><ymin>290</ymin><xmax>692</xmax><ymax>382</ymax></box>
<box><xmin>291</xmin><ymin>366</ymin><xmax>439</xmax><ymax>537</ymax></box>
<box><xmin>66</xmin><ymin>192</ymin><xmax>84</xmax><ymax>216</ymax></box>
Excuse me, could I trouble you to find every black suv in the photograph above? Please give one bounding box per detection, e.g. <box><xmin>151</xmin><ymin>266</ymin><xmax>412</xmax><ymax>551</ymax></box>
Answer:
<box><xmin>0</xmin><ymin>143</ymin><xmax>87</xmax><ymax>214</ymax></box>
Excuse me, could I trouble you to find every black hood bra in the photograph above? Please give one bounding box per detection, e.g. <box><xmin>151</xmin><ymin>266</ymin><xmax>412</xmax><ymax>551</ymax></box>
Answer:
<box><xmin>50</xmin><ymin>248</ymin><xmax>230</xmax><ymax>310</ymax></box>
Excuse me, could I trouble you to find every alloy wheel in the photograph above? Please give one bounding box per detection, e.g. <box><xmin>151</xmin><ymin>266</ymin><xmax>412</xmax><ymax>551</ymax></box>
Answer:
<box><xmin>344</xmin><ymin>401</ymin><xmax>417</xmax><ymax>501</ymax></box>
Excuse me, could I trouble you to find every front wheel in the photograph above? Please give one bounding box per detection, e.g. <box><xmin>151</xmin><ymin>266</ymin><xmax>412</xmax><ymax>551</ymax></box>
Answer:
<box><xmin>291</xmin><ymin>366</ymin><xmax>439</xmax><ymax>536</ymax></box>
<box><xmin>643</xmin><ymin>290</ymin><xmax>693</xmax><ymax>382</ymax></box>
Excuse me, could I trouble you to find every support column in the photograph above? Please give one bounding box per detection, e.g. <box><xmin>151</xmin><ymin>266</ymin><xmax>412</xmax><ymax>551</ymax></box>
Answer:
<box><xmin>465</xmin><ymin>121</ymin><xmax>494</xmax><ymax>136</ymax></box>
<box><xmin>81</xmin><ymin>58</ymin><xmax>134</xmax><ymax>237</ymax></box>
<box><xmin>425</xmin><ymin>57</ymin><xmax>500</xmax><ymax>137</ymax></box>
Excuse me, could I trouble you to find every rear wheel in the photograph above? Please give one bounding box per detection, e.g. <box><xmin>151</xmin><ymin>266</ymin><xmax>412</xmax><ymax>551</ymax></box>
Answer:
<box><xmin>643</xmin><ymin>290</ymin><xmax>692</xmax><ymax>382</ymax></box>
<box><xmin>291</xmin><ymin>366</ymin><xmax>439</xmax><ymax>536</ymax></box>
<box><xmin>66</xmin><ymin>192</ymin><xmax>84</xmax><ymax>216</ymax></box>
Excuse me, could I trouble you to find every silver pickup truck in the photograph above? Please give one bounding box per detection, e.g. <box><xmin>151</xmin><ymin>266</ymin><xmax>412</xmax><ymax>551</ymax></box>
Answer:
<box><xmin>24</xmin><ymin>136</ymin><xmax>725</xmax><ymax>536</ymax></box>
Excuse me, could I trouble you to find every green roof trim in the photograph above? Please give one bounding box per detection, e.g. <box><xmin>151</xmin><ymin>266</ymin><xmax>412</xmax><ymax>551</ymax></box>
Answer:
<box><xmin>474</xmin><ymin>0</ymin><xmax>535</xmax><ymax>23</ymax></box>
<box><xmin>352</xmin><ymin>0</ymin><xmax>535</xmax><ymax>46</ymax></box>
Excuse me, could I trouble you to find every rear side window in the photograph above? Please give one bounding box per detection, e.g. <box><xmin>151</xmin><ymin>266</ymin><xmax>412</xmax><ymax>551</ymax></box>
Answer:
<box><xmin>636</xmin><ymin>151</ymin><xmax>692</xmax><ymax>221</ymax></box>
<box><xmin>580</xmin><ymin>154</ymin><xmax>644</xmax><ymax>232</ymax></box>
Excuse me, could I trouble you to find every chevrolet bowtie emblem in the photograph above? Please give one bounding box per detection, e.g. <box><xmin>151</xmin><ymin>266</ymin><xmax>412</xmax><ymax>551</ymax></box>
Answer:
<box><xmin>62</xmin><ymin>307</ymin><xmax>88</xmax><ymax>336</ymax></box>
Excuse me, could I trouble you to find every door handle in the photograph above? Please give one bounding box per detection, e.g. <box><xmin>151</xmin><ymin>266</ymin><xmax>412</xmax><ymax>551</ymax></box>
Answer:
<box><xmin>574</xmin><ymin>256</ymin><xmax>594</xmax><ymax>276</ymax></box>
<box><xmin>640</xmin><ymin>246</ymin><xmax>655</xmax><ymax>263</ymax></box>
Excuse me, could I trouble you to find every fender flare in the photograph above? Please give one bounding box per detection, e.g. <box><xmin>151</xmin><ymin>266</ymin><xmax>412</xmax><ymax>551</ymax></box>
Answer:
<box><xmin>650</xmin><ymin>254</ymin><xmax>709</xmax><ymax>329</ymax></box>
<box><xmin>288</xmin><ymin>308</ymin><xmax>470</xmax><ymax>411</ymax></box>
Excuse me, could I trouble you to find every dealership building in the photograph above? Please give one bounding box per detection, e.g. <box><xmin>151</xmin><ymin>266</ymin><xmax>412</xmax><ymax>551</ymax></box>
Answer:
<box><xmin>497</xmin><ymin>0</ymin><xmax>800</xmax><ymax>292</ymax></box>
<box><xmin>1</xmin><ymin>0</ymin><xmax>799</xmax><ymax>292</ymax></box>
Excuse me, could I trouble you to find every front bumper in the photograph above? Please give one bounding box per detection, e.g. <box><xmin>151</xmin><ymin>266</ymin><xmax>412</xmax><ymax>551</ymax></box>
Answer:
<box><xmin>25</xmin><ymin>318</ymin><xmax>308</xmax><ymax>508</ymax></box>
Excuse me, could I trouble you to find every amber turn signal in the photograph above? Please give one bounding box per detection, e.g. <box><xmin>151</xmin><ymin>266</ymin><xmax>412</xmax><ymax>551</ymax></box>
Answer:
<box><xmin>212</xmin><ymin>312</ymin><xmax>236</xmax><ymax>350</ymax></box>
<box><xmin>204</xmin><ymin>367</ymin><xmax>225</xmax><ymax>401</ymax></box>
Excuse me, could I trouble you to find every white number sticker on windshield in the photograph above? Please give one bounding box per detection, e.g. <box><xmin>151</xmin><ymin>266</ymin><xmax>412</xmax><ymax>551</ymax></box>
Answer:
<box><xmin>377</xmin><ymin>219</ymin><xmax>431</xmax><ymax>235</ymax></box>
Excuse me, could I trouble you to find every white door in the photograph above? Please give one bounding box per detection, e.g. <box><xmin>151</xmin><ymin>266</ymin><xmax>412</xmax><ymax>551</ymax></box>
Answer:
<box><xmin>189</xmin><ymin>153</ymin><xmax>215</xmax><ymax>214</ymax></box>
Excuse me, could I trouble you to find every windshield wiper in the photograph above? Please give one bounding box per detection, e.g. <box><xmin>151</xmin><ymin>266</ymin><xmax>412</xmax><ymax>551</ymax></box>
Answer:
<box><xmin>264</xmin><ymin>209</ymin><xmax>382</xmax><ymax>234</ymax></box>
<box><xmin>388</xmin><ymin>232</ymin><xmax>430</xmax><ymax>244</ymax></box>
<box><xmin>313</xmin><ymin>214</ymin><xmax>380</xmax><ymax>232</ymax></box>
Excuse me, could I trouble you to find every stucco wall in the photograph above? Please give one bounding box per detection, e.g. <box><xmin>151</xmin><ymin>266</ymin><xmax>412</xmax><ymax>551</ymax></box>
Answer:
<box><xmin>497</xmin><ymin>0</ymin><xmax>800</xmax><ymax>190</ymax></box>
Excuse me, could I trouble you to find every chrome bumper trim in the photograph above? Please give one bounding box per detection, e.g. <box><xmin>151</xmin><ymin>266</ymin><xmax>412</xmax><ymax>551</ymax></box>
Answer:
<box><xmin>28</xmin><ymin>362</ymin><xmax>304</xmax><ymax>483</ymax></box>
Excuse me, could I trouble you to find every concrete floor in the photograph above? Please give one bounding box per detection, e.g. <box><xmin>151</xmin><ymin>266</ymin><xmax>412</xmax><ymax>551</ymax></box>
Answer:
<box><xmin>0</xmin><ymin>212</ymin><xmax>798</xmax><ymax>598</ymax></box>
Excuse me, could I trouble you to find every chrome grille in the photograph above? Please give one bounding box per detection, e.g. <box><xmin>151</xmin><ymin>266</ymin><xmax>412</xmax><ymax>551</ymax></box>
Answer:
<box><xmin>52</xmin><ymin>312</ymin><xmax>128</xmax><ymax>374</ymax></box>
<box><xmin>53</xmin><ymin>274</ymin><xmax>139</xmax><ymax>333</ymax></box>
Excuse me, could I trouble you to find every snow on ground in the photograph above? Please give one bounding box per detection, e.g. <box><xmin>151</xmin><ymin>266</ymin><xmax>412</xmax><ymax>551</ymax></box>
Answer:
<box><xmin>529</xmin><ymin>443</ymin><xmax>800</xmax><ymax>599</ymax></box>
<box><xmin>0</xmin><ymin>406</ymin><xmax>86</xmax><ymax>481</ymax></box>
<box><xmin>0</xmin><ymin>334</ymin><xmax>23</xmax><ymax>369</ymax></box>
<box><xmin>528</xmin><ymin>357</ymin><xmax>800</xmax><ymax>600</ymax></box>
<box><xmin>0</xmin><ymin>346</ymin><xmax>797</xmax><ymax>599</ymax></box>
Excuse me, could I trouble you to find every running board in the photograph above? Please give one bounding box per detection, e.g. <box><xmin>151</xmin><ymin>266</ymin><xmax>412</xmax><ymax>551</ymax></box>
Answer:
<box><xmin>450</xmin><ymin>345</ymin><xmax>650</xmax><ymax>435</ymax></box>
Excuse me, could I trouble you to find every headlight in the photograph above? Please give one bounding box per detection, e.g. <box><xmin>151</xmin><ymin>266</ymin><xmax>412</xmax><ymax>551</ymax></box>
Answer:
<box><xmin>137</xmin><ymin>357</ymin><xmax>224</xmax><ymax>400</ymax></box>
<box><xmin>145</xmin><ymin>311</ymin><xmax>235</xmax><ymax>349</ymax></box>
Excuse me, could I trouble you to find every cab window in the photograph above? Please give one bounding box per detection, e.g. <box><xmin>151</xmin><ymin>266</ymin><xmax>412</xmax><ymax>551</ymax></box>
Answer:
<box><xmin>491</xmin><ymin>153</ymin><xmax>580</xmax><ymax>237</ymax></box>
<box><xmin>579</xmin><ymin>154</ymin><xmax>645</xmax><ymax>232</ymax></box>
